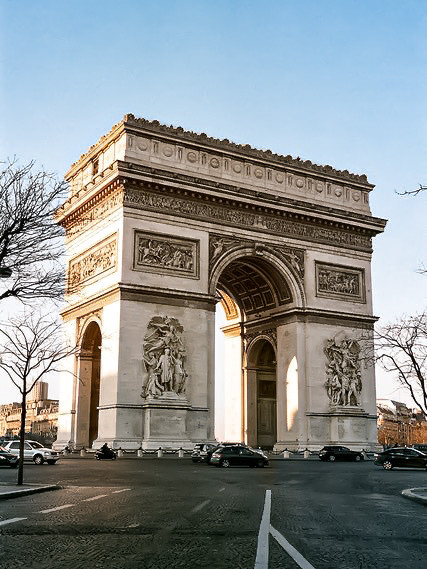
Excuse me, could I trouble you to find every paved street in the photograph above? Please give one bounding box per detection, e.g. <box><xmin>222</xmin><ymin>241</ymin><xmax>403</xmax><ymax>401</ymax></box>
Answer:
<box><xmin>0</xmin><ymin>458</ymin><xmax>426</xmax><ymax>569</ymax></box>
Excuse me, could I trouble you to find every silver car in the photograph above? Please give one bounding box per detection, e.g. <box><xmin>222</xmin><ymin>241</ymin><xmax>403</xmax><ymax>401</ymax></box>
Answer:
<box><xmin>4</xmin><ymin>440</ymin><xmax>59</xmax><ymax>465</ymax></box>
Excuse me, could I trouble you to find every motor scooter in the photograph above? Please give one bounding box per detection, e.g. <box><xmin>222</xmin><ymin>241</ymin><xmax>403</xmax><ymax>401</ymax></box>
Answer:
<box><xmin>95</xmin><ymin>448</ymin><xmax>117</xmax><ymax>460</ymax></box>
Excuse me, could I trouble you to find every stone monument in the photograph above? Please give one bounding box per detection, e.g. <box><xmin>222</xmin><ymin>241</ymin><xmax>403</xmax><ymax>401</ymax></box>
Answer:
<box><xmin>53</xmin><ymin>114</ymin><xmax>386</xmax><ymax>451</ymax></box>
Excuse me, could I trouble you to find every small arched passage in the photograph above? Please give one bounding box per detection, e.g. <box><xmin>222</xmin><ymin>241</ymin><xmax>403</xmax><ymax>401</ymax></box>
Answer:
<box><xmin>75</xmin><ymin>320</ymin><xmax>102</xmax><ymax>448</ymax></box>
<box><xmin>245</xmin><ymin>338</ymin><xmax>277</xmax><ymax>449</ymax></box>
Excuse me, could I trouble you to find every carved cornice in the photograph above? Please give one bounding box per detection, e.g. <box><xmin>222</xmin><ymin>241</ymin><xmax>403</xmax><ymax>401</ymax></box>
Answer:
<box><xmin>69</xmin><ymin>114</ymin><xmax>372</xmax><ymax>185</ymax></box>
<box><xmin>118</xmin><ymin>161</ymin><xmax>384</xmax><ymax>228</ymax></box>
<box><xmin>124</xmin><ymin>183</ymin><xmax>374</xmax><ymax>252</ymax></box>
<box><xmin>56</xmin><ymin>180</ymin><xmax>123</xmax><ymax>239</ymax></box>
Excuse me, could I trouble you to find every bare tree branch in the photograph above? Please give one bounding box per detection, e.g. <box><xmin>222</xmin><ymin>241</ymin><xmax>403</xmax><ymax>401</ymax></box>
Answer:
<box><xmin>0</xmin><ymin>159</ymin><xmax>67</xmax><ymax>303</ymax></box>
<box><xmin>373</xmin><ymin>313</ymin><xmax>427</xmax><ymax>416</ymax></box>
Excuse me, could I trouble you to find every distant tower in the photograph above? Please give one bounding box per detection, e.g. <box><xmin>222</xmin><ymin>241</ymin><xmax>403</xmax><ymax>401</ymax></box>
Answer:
<box><xmin>29</xmin><ymin>381</ymin><xmax>48</xmax><ymax>402</ymax></box>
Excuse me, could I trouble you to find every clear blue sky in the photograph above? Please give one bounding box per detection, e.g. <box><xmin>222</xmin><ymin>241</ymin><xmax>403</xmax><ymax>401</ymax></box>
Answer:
<box><xmin>0</xmin><ymin>0</ymin><xmax>426</xmax><ymax>404</ymax></box>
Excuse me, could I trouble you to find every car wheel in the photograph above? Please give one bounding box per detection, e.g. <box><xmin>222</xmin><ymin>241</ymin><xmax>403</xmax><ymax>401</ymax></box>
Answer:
<box><xmin>33</xmin><ymin>454</ymin><xmax>44</xmax><ymax>465</ymax></box>
<box><xmin>383</xmin><ymin>460</ymin><xmax>393</xmax><ymax>470</ymax></box>
<box><xmin>328</xmin><ymin>455</ymin><xmax>336</xmax><ymax>462</ymax></box>
<box><xmin>355</xmin><ymin>455</ymin><xmax>361</xmax><ymax>462</ymax></box>
<box><xmin>221</xmin><ymin>459</ymin><xmax>230</xmax><ymax>468</ymax></box>
<box><xmin>256</xmin><ymin>460</ymin><xmax>265</xmax><ymax>468</ymax></box>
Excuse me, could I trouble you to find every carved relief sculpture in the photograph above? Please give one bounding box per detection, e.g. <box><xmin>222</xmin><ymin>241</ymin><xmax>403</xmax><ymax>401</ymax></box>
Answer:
<box><xmin>141</xmin><ymin>316</ymin><xmax>188</xmax><ymax>399</ymax></box>
<box><xmin>68</xmin><ymin>234</ymin><xmax>117</xmax><ymax>290</ymax></box>
<box><xmin>324</xmin><ymin>337</ymin><xmax>362</xmax><ymax>407</ymax></box>
<box><xmin>134</xmin><ymin>231</ymin><xmax>199</xmax><ymax>278</ymax></box>
<box><xmin>316</xmin><ymin>262</ymin><xmax>365</xmax><ymax>302</ymax></box>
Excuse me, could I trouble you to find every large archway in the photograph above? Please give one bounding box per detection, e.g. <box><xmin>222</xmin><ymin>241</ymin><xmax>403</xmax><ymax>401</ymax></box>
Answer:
<box><xmin>214</xmin><ymin>252</ymin><xmax>294</xmax><ymax>448</ymax></box>
<box><xmin>75</xmin><ymin>321</ymin><xmax>102</xmax><ymax>448</ymax></box>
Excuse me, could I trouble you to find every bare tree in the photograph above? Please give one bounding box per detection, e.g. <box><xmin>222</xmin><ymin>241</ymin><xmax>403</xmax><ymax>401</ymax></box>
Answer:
<box><xmin>374</xmin><ymin>313</ymin><xmax>427</xmax><ymax>416</ymax></box>
<box><xmin>0</xmin><ymin>312</ymin><xmax>78</xmax><ymax>485</ymax></box>
<box><xmin>0</xmin><ymin>160</ymin><xmax>67</xmax><ymax>303</ymax></box>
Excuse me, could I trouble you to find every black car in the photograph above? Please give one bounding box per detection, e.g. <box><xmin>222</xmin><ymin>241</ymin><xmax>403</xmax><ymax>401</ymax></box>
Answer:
<box><xmin>319</xmin><ymin>445</ymin><xmax>364</xmax><ymax>462</ymax></box>
<box><xmin>0</xmin><ymin>446</ymin><xmax>19</xmax><ymax>468</ymax></box>
<box><xmin>191</xmin><ymin>443</ymin><xmax>218</xmax><ymax>463</ymax></box>
<box><xmin>374</xmin><ymin>447</ymin><xmax>427</xmax><ymax>470</ymax></box>
<box><xmin>210</xmin><ymin>445</ymin><xmax>269</xmax><ymax>468</ymax></box>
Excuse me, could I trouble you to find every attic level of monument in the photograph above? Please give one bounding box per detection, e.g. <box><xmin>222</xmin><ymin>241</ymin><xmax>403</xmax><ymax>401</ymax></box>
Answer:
<box><xmin>68</xmin><ymin>114</ymin><xmax>373</xmax><ymax>187</ymax></box>
<box><xmin>61</xmin><ymin>115</ymin><xmax>380</xmax><ymax>216</ymax></box>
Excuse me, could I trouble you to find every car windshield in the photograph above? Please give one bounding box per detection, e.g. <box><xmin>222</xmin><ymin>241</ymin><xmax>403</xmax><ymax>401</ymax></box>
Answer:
<box><xmin>28</xmin><ymin>442</ymin><xmax>44</xmax><ymax>449</ymax></box>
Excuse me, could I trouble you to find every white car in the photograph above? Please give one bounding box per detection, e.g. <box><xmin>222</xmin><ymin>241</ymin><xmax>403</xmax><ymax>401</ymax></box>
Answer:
<box><xmin>4</xmin><ymin>440</ymin><xmax>60</xmax><ymax>465</ymax></box>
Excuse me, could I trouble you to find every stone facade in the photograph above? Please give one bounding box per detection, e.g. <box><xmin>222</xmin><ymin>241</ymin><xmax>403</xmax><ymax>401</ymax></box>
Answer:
<box><xmin>0</xmin><ymin>382</ymin><xmax>58</xmax><ymax>442</ymax></box>
<box><xmin>53</xmin><ymin>115</ymin><xmax>386</xmax><ymax>451</ymax></box>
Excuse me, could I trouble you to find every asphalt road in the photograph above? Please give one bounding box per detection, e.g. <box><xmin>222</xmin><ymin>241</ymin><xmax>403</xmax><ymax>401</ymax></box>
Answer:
<box><xmin>0</xmin><ymin>458</ymin><xmax>426</xmax><ymax>569</ymax></box>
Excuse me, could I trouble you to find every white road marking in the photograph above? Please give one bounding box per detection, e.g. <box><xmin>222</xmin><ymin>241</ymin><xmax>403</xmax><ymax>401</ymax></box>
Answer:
<box><xmin>270</xmin><ymin>525</ymin><xmax>317</xmax><ymax>569</ymax></box>
<box><xmin>219</xmin><ymin>487</ymin><xmax>225</xmax><ymax>492</ymax></box>
<box><xmin>254</xmin><ymin>489</ymin><xmax>271</xmax><ymax>569</ymax></box>
<box><xmin>82</xmin><ymin>494</ymin><xmax>108</xmax><ymax>502</ymax></box>
<box><xmin>191</xmin><ymin>499</ymin><xmax>211</xmax><ymax>513</ymax></box>
<box><xmin>0</xmin><ymin>517</ymin><xmax>27</xmax><ymax>527</ymax></box>
<box><xmin>38</xmin><ymin>504</ymin><xmax>74</xmax><ymax>513</ymax></box>
<box><xmin>111</xmin><ymin>488</ymin><xmax>131</xmax><ymax>494</ymax></box>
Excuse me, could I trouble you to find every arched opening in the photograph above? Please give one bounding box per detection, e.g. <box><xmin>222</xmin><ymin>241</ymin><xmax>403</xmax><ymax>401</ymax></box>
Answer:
<box><xmin>246</xmin><ymin>339</ymin><xmax>277</xmax><ymax>449</ymax></box>
<box><xmin>76</xmin><ymin>321</ymin><xmax>102</xmax><ymax>448</ymax></box>
<box><xmin>213</xmin><ymin>253</ymin><xmax>292</xmax><ymax>448</ymax></box>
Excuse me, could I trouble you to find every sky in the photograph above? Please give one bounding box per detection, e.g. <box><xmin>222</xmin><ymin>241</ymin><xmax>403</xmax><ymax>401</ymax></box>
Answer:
<box><xmin>0</xmin><ymin>0</ymin><xmax>426</xmax><ymax>406</ymax></box>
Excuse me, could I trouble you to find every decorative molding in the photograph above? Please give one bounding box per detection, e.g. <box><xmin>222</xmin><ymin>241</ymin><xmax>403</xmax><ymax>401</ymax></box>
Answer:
<box><xmin>209</xmin><ymin>234</ymin><xmax>305</xmax><ymax>279</ymax></box>
<box><xmin>68</xmin><ymin>234</ymin><xmax>118</xmax><ymax>291</ymax></box>
<box><xmin>324</xmin><ymin>336</ymin><xmax>362</xmax><ymax>407</ymax></box>
<box><xmin>133</xmin><ymin>231</ymin><xmax>199</xmax><ymax>279</ymax></box>
<box><xmin>315</xmin><ymin>262</ymin><xmax>365</xmax><ymax>303</ymax></box>
<box><xmin>60</xmin><ymin>185</ymin><xmax>123</xmax><ymax>240</ymax></box>
<box><xmin>244</xmin><ymin>328</ymin><xmax>277</xmax><ymax>351</ymax></box>
<box><xmin>61</xmin><ymin>287</ymin><xmax>120</xmax><ymax>322</ymax></box>
<box><xmin>125</xmin><ymin>186</ymin><xmax>373</xmax><ymax>252</ymax></box>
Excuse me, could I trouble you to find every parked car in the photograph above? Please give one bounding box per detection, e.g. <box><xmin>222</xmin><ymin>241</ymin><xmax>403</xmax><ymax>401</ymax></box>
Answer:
<box><xmin>319</xmin><ymin>445</ymin><xmax>364</xmax><ymax>462</ymax></box>
<box><xmin>191</xmin><ymin>443</ymin><xmax>218</xmax><ymax>463</ymax></box>
<box><xmin>210</xmin><ymin>445</ymin><xmax>269</xmax><ymax>468</ymax></box>
<box><xmin>0</xmin><ymin>446</ymin><xmax>19</xmax><ymax>468</ymax></box>
<box><xmin>374</xmin><ymin>447</ymin><xmax>427</xmax><ymax>470</ymax></box>
<box><xmin>204</xmin><ymin>442</ymin><xmax>249</xmax><ymax>464</ymax></box>
<box><xmin>3</xmin><ymin>440</ymin><xmax>60</xmax><ymax>465</ymax></box>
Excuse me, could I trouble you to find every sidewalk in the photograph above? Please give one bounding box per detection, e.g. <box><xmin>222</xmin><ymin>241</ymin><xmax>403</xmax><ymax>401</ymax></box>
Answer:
<box><xmin>401</xmin><ymin>487</ymin><xmax>427</xmax><ymax>506</ymax></box>
<box><xmin>0</xmin><ymin>483</ymin><xmax>61</xmax><ymax>500</ymax></box>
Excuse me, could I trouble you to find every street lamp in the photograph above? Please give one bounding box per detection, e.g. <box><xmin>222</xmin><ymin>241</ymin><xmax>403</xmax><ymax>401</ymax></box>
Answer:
<box><xmin>0</xmin><ymin>267</ymin><xmax>12</xmax><ymax>278</ymax></box>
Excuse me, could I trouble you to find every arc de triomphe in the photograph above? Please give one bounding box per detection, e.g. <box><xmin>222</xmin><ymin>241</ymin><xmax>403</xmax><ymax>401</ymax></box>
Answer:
<box><xmin>54</xmin><ymin>114</ymin><xmax>386</xmax><ymax>451</ymax></box>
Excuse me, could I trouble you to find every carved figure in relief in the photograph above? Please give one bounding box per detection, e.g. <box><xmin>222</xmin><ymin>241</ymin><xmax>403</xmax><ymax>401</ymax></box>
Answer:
<box><xmin>318</xmin><ymin>268</ymin><xmax>360</xmax><ymax>296</ymax></box>
<box><xmin>141</xmin><ymin>316</ymin><xmax>188</xmax><ymax>399</ymax></box>
<box><xmin>324</xmin><ymin>337</ymin><xmax>361</xmax><ymax>406</ymax></box>
<box><xmin>137</xmin><ymin>237</ymin><xmax>193</xmax><ymax>272</ymax></box>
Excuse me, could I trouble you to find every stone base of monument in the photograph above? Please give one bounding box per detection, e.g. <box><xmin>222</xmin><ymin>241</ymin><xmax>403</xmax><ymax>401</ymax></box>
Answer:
<box><xmin>280</xmin><ymin>405</ymin><xmax>378</xmax><ymax>452</ymax></box>
<box><xmin>141</xmin><ymin>392</ymin><xmax>194</xmax><ymax>450</ymax></box>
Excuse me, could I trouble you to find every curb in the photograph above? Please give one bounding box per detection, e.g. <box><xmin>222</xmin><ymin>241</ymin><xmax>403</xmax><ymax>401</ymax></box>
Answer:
<box><xmin>401</xmin><ymin>488</ymin><xmax>427</xmax><ymax>506</ymax></box>
<box><xmin>0</xmin><ymin>484</ymin><xmax>61</xmax><ymax>501</ymax></box>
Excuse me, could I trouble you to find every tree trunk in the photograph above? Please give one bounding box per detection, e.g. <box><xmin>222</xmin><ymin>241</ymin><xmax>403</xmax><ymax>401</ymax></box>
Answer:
<box><xmin>17</xmin><ymin>388</ymin><xmax>26</xmax><ymax>485</ymax></box>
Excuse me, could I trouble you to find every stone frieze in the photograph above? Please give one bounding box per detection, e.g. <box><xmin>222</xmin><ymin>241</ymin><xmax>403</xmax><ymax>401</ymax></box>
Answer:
<box><xmin>134</xmin><ymin>231</ymin><xmax>199</xmax><ymax>278</ymax></box>
<box><xmin>316</xmin><ymin>262</ymin><xmax>365</xmax><ymax>302</ymax></box>
<box><xmin>125</xmin><ymin>187</ymin><xmax>372</xmax><ymax>252</ymax></box>
<box><xmin>68</xmin><ymin>234</ymin><xmax>117</xmax><ymax>290</ymax></box>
